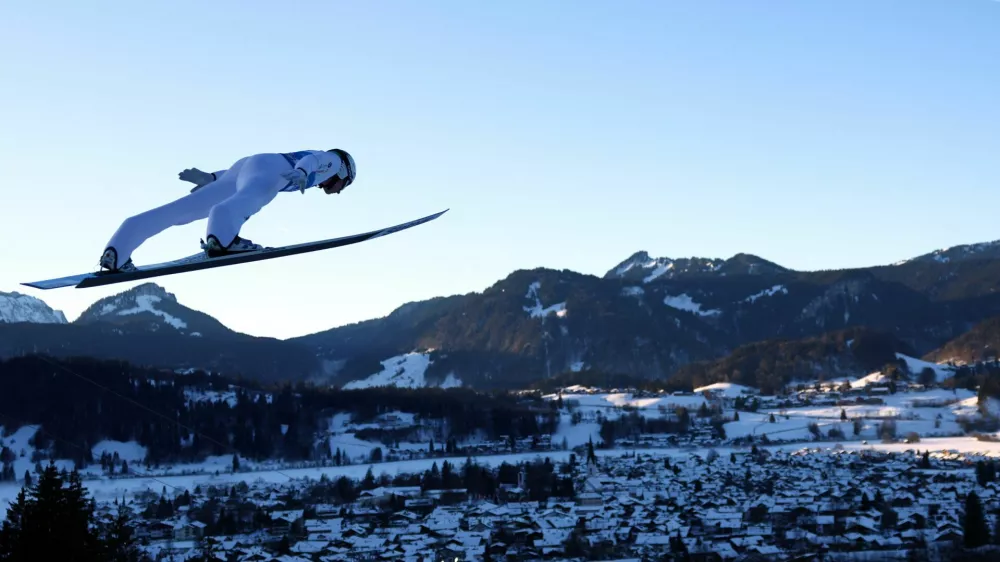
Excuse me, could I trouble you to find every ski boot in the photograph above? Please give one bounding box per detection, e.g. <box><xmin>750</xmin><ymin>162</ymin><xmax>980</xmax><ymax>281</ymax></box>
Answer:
<box><xmin>99</xmin><ymin>247</ymin><xmax>137</xmax><ymax>273</ymax></box>
<box><xmin>200</xmin><ymin>235</ymin><xmax>263</xmax><ymax>258</ymax></box>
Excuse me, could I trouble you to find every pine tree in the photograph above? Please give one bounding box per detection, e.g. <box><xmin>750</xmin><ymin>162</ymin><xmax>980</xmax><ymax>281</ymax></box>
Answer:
<box><xmin>0</xmin><ymin>462</ymin><xmax>104</xmax><ymax>561</ymax></box>
<box><xmin>98</xmin><ymin>500</ymin><xmax>142</xmax><ymax>562</ymax></box>
<box><xmin>442</xmin><ymin>460</ymin><xmax>456</xmax><ymax>489</ymax></box>
<box><xmin>362</xmin><ymin>467</ymin><xmax>376</xmax><ymax>490</ymax></box>
<box><xmin>964</xmin><ymin>490</ymin><xmax>990</xmax><ymax>548</ymax></box>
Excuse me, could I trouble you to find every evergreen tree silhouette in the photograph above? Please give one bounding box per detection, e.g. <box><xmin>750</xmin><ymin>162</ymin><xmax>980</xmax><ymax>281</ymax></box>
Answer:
<box><xmin>964</xmin><ymin>490</ymin><xmax>990</xmax><ymax>548</ymax></box>
<box><xmin>98</xmin><ymin>499</ymin><xmax>142</xmax><ymax>562</ymax></box>
<box><xmin>0</xmin><ymin>462</ymin><xmax>104</xmax><ymax>561</ymax></box>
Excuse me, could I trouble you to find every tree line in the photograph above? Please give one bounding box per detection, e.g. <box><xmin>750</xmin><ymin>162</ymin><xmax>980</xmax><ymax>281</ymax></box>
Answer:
<box><xmin>0</xmin><ymin>355</ymin><xmax>559</xmax><ymax>471</ymax></box>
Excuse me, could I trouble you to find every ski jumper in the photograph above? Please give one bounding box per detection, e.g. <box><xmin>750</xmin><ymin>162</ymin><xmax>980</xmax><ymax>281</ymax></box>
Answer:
<box><xmin>102</xmin><ymin>150</ymin><xmax>345</xmax><ymax>268</ymax></box>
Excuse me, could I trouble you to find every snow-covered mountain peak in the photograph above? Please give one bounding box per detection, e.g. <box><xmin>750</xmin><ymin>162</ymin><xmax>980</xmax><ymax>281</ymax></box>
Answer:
<box><xmin>611</xmin><ymin>251</ymin><xmax>654</xmax><ymax>275</ymax></box>
<box><xmin>605</xmin><ymin>251</ymin><xmax>786</xmax><ymax>283</ymax></box>
<box><xmin>0</xmin><ymin>291</ymin><xmax>67</xmax><ymax>324</ymax></box>
<box><xmin>609</xmin><ymin>252</ymin><xmax>689</xmax><ymax>283</ymax></box>
<box><xmin>896</xmin><ymin>240</ymin><xmax>1000</xmax><ymax>266</ymax></box>
<box><xmin>125</xmin><ymin>282</ymin><xmax>178</xmax><ymax>302</ymax></box>
<box><xmin>75</xmin><ymin>283</ymin><xmax>204</xmax><ymax>334</ymax></box>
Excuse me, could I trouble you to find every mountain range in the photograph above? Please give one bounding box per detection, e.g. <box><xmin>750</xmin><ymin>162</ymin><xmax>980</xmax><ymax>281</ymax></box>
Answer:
<box><xmin>3</xmin><ymin>238</ymin><xmax>1000</xmax><ymax>389</ymax></box>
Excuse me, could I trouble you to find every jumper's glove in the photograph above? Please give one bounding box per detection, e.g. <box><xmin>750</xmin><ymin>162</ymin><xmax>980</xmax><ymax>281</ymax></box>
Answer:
<box><xmin>280</xmin><ymin>167</ymin><xmax>309</xmax><ymax>194</ymax></box>
<box><xmin>180</xmin><ymin>168</ymin><xmax>215</xmax><ymax>193</ymax></box>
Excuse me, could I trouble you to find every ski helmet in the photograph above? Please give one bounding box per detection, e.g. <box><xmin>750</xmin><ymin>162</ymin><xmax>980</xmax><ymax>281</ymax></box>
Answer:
<box><xmin>328</xmin><ymin>148</ymin><xmax>356</xmax><ymax>188</ymax></box>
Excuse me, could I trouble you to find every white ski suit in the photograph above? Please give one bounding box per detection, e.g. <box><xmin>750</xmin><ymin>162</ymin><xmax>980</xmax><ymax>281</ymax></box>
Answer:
<box><xmin>103</xmin><ymin>150</ymin><xmax>347</xmax><ymax>268</ymax></box>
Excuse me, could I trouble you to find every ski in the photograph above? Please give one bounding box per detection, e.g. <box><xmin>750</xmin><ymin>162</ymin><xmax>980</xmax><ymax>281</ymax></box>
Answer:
<box><xmin>23</xmin><ymin>209</ymin><xmax>448</xmax><ymax>290</ymax></box>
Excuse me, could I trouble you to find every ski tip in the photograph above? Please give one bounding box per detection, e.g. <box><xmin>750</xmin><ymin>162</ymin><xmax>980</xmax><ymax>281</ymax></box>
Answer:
<box><xmin>20</xmin><ymin>280</ymin><xmax>69</xmax><ymax>290</ymax></box>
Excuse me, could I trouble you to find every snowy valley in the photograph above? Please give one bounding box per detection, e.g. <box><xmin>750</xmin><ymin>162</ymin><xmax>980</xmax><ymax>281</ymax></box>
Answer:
<box><xmin>3</xmin><ymin>344</ymin><xmax>1000</xmax><ymax>560</ymax></box>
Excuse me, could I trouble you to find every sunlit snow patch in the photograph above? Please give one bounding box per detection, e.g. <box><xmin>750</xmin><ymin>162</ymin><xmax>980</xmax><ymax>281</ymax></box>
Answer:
<box><xmin>643</xmin><ymin>262</ymin><xmax>675</xmax><ymax>283</ymax></box>
<box><xmin>343</xmin><ymin>353</ymin><xmax>463</xmax><ymax>390</ymax></box>
<box><xmin>744</xmin><ymin>285</ymin><xmax>788</xmax><ymax>303</ymax></box>
<box><xmin>694</xmin><ymin>382</ymin><xmax>759</xmax><ymax>397</ymax></box>
<box><xmin>117</xmin><ymin>295</ymin><xmax>187</xmax><ymax>330</ymax></box>
<box><xmin>523</xmin><ymin>281</ymin><xmax>567</xmax><ymax>318</ymax></box>
<box><xmin>663</xmin><ymin>293</ymin><xmax>720</xmax><ymax>316</ymax></box>
<box><xmin>92</xmin><ymin>440</ymin><xmax>148</xmax><ymax>462</ymax></box>
<box><xmin>895</xmin><ymin>353</ymin><xmax>956</xmax><ymax>383</ymax></box>
<box><xmin>621</xmin><ymin>286</ymin><xmax>644</xmax><ymax>298</ymax></box>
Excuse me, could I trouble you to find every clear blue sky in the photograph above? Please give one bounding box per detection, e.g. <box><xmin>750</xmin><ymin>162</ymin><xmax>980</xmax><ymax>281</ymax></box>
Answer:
<box><xmin>1</xmin><ymin>0</ymin><xmax>998</xmax><ymax>339</ymax></box>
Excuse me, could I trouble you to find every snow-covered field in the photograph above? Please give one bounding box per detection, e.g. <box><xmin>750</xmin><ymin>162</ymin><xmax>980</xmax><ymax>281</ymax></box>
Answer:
<box><xmin>719</xmin><ymin>387</ymin><xmax>977</xmax><ymax>442</ymax></box>
<box><xmin>895</xmin><ymin>353</ymin><xmax>956</xmax><ymax>383</ymax></box>
<box><xmin>552</xmin><ymin>391</ymin><xmax>709</xmax><ymax>416</ymax></box>
<box><xmin>2</xmin><ymin>425</ymin><xmax>163</xmax><ymax>480</ymax></box>
<box><xmin>321</xmin><ymin>411</ymin><xmax>430</xmax><ymax>458</ymax></box>
<box><xmin>91</xmin><ymin>439</ymin><xmax>148</xmax><ymax>462</ymax></box>
<box><xmin>552</xmin><ymin>415</ymin><xmax>602</xmax><ymax>449</ymax></box>
<box><xmin>3</xmin><ymin>435</ymin><xmax>998</xmax><ymax>513</ymax></box>
<box><xmin>693</xmin><ymin>382</ymin><xmax>756</xmax><ymax>397</ymax></box>
<box><xmin>342</xmin><ymin>352</ymin><xmax>462</xmax><ymax>390</ymax></box>
<box><xmin>2</xmin><ymin>350</ymin><xmax>994</xmax><ymax>521</ymax></box>
<box><xmin>540</xmin><ymin>348</ymin><xmax>998</xmax><ymax>453</ymax></box>
<box><xmin>546</xmin><ymin>390</ymin><xmax>712</xmax><ymax>448</ymax></box>
<box><xmin>32</xmin><ymin>376</ymin><xmax>972</xmax><ymax>502</ymax></box>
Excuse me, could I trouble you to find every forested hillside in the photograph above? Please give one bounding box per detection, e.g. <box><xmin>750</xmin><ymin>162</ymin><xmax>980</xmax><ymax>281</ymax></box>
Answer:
<box><xmin>0</xmin><ymin>355</ymin><xmax>558</xmax><ymax>472</ymax></box>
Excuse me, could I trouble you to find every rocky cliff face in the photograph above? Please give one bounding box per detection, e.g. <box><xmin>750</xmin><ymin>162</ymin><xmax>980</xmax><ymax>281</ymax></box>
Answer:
<box><xmin>0</xmin><ymin>291</ymin><xmax>67</xmax><ymax>324</ymax></box>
